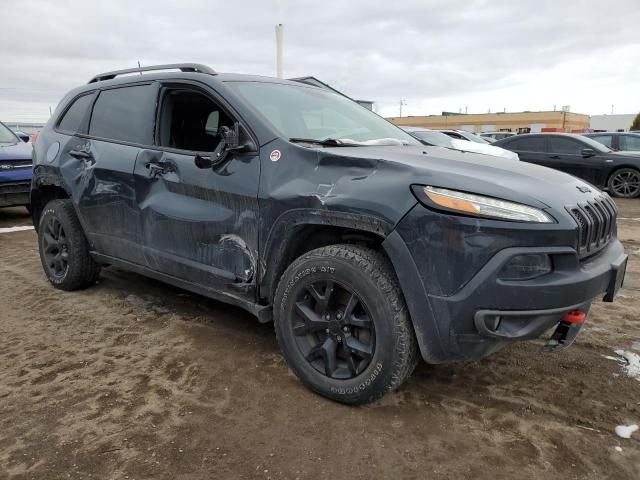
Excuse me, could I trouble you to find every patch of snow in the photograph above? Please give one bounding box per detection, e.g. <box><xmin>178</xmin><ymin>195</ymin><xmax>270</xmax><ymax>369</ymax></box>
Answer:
<box><xmin>613</xmin><ymin>350</ymin><xmax>640</xmax><ymax>381</ymax></box>
<box><xmin>615</xmin><ymin>424</ymin><xmax>638</xmax><ymax>439</ymax></box>
<box><xmin>603</xmin><ymin>355</ymin><xmax>623</xmax><ymax>362</ymax></box>
<box><xmin>125</xmin><ymin>294</ymin><xmax>170</xmax><ymax>314</ymax></box>
<box><xmin>0</xmin><ymin>225</ymin><xmax>34</xmax><ymax>233</ymax></box>
<box><xmin>615</xmin><ymin>446</ymin><xmax>623</xmax><ymax>452</ymax></box>
<box><xmin>632</xmin><ymin>341</ymin><xmax>640</xmax><ymax>352</ymax></box>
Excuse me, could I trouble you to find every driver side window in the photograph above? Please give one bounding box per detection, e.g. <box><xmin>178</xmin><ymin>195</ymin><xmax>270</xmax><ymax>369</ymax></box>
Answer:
<box><xmin>157</xmin><ymin>88</ymin><xmax>232</xmax><ymax>152</ymax></box>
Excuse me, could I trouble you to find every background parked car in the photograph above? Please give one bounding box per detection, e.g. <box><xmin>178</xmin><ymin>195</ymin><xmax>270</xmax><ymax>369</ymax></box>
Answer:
<box><xmin>438</xmin><ymin>129</ymin><xmax>491</xmax><ymax>144</ymax></box>
<box><xmin>494</xmin><ymin>133</ymin><xmax>640</xmax><ymax>198</ymax></box>
<box><xmin>583</xmin><ymin>132</ymin><xmax>640</xmax><ymax>152</ymax></box>
<box><xmin>480</xmin><ymin>131</ymin><xmax>516</xmax><ymax>142</ymax></box>
<box><xmin>402</xmin><ymin>126</ymin><xmax>519</xmax><ymax>160</ymax></box>
<box><xmin>0</xmin><ymin>121</ymin><xmax>33</xmax><ymax>210</ymax></box>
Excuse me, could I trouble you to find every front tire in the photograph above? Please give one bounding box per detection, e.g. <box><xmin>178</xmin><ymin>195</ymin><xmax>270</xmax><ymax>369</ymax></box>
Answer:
<box><xmin>38</xmin><ymin>199</ymin><xmax>100</xmax><ymax>291</ymax></box>
<box><xmin>274</xmin><ymin>244</ymin><xmax>418</xmax><ymax>405</ymax></box>
<box><xmin>607</xmin><ymin>168</ymin><xmax>640</xmax><ymax>198</ymax></box>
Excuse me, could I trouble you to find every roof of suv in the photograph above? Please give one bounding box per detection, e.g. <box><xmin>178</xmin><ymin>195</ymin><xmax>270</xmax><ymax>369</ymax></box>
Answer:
<box><xmin>59</xmin><ymin>63</ymin><xmax>316</xmax><ymax>104</ymax></box>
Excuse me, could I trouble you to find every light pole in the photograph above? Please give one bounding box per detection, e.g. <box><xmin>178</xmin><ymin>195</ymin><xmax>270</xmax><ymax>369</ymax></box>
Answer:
<box><xmin>399</xmin><ymin>99</ymin><xmax>407</xmax><ymax>117</ymax></box>
<box><xmin>275</xmin><ymin>24</ymin><xmax>284</xmax><ymax>79</ymax></box>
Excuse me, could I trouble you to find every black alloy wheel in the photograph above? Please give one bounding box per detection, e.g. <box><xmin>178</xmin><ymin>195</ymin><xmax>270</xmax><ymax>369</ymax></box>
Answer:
<box><xmin>292</xmin><ymin>279</ymin><xmax>375</xmax><ymax>380</ymax></box>
<box><xmin>274</xmin><ymin>244</ymin><xmax>419</xmax><ymax>405</ymax></box>
<box><xmin>41</xmin><ymin>216</ymin><xmax>69</xmax><ymax>279</ymax></box>
<box><xmin>608</xmin><ymin>168</ymin><xmax>640</xmax><ymax>198</ymax></box>
<box><xmin>37</xmin><ymin>199</ymin><xmax>101</xmax><ymax>291</ymax></box>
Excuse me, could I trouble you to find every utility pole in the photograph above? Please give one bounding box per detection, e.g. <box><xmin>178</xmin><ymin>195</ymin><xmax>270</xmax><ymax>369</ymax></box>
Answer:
<box><xmin>275</xmin><ymin>24</ymin><xmax>284</xmax><ymax>78</ymax></box>
<box><xmin>611</xmin><ymin>104</ymin><xmax>615</xmax><ymax>115</ymax></box>
<box><xmin>399</xmin><ymin>99</ymin><xmax>407</xmax><ymax>117</ymax></box>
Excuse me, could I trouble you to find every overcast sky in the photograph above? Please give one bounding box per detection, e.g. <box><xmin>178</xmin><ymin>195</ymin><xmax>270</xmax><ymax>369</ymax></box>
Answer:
<box><xmin>1</xmin><ymin>0</ymin><xmax>639</xmax><ymax>123</ymax></box>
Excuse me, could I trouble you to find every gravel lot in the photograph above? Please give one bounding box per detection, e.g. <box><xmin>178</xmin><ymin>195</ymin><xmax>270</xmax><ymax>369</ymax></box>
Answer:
<box><xmin>1</xmin><ymin>200</ymin><xmax>639</xmax><ymax>479</ymax></box>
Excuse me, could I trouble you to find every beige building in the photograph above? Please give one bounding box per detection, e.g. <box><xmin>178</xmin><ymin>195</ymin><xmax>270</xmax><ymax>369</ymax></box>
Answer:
<box><xmin>387</xmin><ymin>111</ymin><xmax>591</xmax><ymax>134</ymax></box>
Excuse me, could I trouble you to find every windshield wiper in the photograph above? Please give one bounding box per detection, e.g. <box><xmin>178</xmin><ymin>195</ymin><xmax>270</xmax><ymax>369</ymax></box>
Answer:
<box><xmin>289</xmin><ymin>137</ymin><xmax>360</xmax><ymax>147</ymax></box>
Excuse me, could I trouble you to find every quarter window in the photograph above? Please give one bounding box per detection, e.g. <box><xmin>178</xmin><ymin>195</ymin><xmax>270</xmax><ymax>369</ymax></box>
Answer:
<box><xmin>89</xmin><ymin>85</ymin><xmax>155</xmax><ymax>144</ymax></box>
<box><xmin>57</xmin><ymin>93</ymin><xmax>95</xmax><ymax>134</ymax></box>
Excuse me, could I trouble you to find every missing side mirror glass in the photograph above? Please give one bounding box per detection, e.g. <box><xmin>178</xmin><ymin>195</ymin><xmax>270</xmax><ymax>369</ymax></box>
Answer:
<box><xmin>194</xmin><ymin>122</ymin><xmax>243</xmax><ymax>169</ymax></box>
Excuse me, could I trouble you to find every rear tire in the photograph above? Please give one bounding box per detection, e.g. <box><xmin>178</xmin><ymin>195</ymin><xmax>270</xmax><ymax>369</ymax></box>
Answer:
<box><xmin>274</xmin><ymin>244</ymin><xmax>418</xmax><ymax>405</ymax></box>
<box><xmin>607</xmin><ymin>168</ymin><xmax>640</xmax><ymax>198</ymax></box>
<box><xmin>37</xmin><ymin>199</ymin><xmax>100</xmax><ymax>291</ymax></box>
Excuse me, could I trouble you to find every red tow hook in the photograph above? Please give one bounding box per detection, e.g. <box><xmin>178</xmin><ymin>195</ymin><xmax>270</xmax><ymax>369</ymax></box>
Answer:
<box><xmin>562</xmin><ymin>310</ymin><xmax>586</xmax><ymax>325</ymax></box>
<box><xmin>544</xmin><ymin>310</ymin><xmax>587</xmax><ymax>352</ymax></box>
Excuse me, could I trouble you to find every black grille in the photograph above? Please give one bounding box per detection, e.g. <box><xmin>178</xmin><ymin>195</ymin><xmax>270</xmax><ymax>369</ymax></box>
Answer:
<box><xmin>0</xmin><ymin>181</ymin><xmax>31</xmax><ymax>194</ymax></box>
<box><xmin>567</xmin><ymin>195</ymin><xmax>617</xmax><ymax>258</ymax></box>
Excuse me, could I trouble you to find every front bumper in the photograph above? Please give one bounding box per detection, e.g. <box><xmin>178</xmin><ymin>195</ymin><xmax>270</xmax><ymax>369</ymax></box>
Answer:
<box><xmin>382</xmin><ymin>206</ymin><xmax>627</xmax><ymax>364</ymax></box>
<box><xmin>0</xmin><ymin>180</ymin><xmax>31</xmax><ymax>207</ymax></box>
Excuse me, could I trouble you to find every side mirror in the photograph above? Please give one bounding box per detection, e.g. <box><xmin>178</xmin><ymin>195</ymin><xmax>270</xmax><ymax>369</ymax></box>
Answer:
<box><xmin>194</xmin><ymin>122</ymin><xmax>244</xmax><ymax>169</ymax></box>
<box><xmin>581</xmin><ymin>148</ymin><xmax>596</xmax><ymax>157</ymax></box>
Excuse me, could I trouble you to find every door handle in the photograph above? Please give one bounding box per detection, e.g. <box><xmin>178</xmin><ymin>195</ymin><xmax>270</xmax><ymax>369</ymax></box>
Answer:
<box><xmin>549</xmin><ymin>155</ymin><xmax>561</xmax><ymax>160</ymax></box>
<box><xmin>145</xmin><ymin>160</ymin><xmax>175</xmax><ymax>177</ymax></box>
<box><xmin>69</xmin><ymin>148</ymin><xmax>92</xmax><ymax>159</ymax></box>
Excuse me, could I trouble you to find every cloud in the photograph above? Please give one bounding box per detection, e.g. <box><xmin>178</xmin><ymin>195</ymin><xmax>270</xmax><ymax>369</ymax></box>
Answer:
<box><xmin>0</xmin><ymin>0</ymin><xmax>639</xmax><ymax>122</ymax></box>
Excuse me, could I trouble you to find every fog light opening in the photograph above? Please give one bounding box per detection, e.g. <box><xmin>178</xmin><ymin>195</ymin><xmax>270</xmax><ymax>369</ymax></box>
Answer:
<box><xmin>498</xmin><ymin>254</ymin><xmax>552</xmax><ymax>281</ymax></box>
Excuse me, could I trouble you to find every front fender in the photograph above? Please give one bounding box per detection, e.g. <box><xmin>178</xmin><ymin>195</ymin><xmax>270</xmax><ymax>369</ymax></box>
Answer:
<box><xmin>259</xmin><ymin>208</ymin><xmax>392</xmax><ymax>301</ymax></box>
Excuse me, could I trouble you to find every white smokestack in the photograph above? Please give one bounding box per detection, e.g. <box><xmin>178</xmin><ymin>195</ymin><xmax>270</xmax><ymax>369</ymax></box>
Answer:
<box><xmin>275</xmin><ymin>24</ymin><xmax>284</xmax><ymax>78</ymax></box>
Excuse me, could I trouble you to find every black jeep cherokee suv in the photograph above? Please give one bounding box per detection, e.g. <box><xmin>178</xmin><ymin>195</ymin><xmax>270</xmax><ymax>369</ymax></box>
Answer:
<box><xmin>31</xmin><ymin>64</ymin><xmax>627</xmax><ymax>405</ymax></box>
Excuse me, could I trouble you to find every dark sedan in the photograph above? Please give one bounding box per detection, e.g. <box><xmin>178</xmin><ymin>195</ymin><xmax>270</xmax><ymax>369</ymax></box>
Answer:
<box><xmin>583</xmin><ymin>132</ymin><xmax>640</xmax><ymax>153</ymax></box>
<box><xmin>494</xmin><ymin>133</ymin><xmax>640</xmax><ymax>198</ymax></box>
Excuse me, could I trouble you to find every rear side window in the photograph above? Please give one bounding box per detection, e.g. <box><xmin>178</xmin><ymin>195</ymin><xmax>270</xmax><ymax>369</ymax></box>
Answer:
<box><xmin>89</xmin><ymin>85</ymin><xmax>155</xmax><ymax>144</ymax></box>
<box><xmin>508</xmin><ymin>137</ymin><xmax>545</xmax><ymax>152</ymax></box>
<box><xmin>548</xmin><ymin>137</ymin><xmax>582</xmax><ymax>155</ymax></box>
<box><xmin>58</xmin><ymin>94</ymin><xmax>94</xmax><ymax>133</ymax></box>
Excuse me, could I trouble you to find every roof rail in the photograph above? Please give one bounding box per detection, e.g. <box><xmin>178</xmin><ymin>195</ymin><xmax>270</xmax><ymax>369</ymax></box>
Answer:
<box><xmin>88</xmin><ymin>63</ymin><xmax>216</xmax><ymax>84</ymax></box>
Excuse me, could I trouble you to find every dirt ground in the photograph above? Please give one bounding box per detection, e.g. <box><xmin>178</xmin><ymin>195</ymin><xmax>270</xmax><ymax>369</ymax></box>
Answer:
<box><xmin>1</xmin><ymin>200</ymin><xmax>639</xmax><ymax>480</ymax></box>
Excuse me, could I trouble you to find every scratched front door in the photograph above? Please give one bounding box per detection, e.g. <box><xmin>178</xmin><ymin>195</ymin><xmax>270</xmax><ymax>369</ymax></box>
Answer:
<box><xmin>132</xmin><ymin>137</ymin><xmax>261</xmax><ymax>299</ymax></box>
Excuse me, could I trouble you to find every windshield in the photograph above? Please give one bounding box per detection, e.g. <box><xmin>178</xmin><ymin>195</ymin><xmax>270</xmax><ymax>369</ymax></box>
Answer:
<box><xmin>459</xmin><ymin>131</ymin><xmax>490</xmax><ymax>144</ymax></box>
<box><xmin>0</xmin><ymin>122</ymin><xmax>18</xmax><ymax>143</ymax></box>
<box><xmin>576</xmin><ymin>135</ymin><xmax>612</xmax><ymax>153</ymax></box>
<box><xmin>409</xmin><ymin>130</ymin><xmax>454</xmax><ymax>148</ymax></box>
<box><xmin>228</xmin><ymin>82</ymin><xmax>420</xmax><ymax>146</ymax></box>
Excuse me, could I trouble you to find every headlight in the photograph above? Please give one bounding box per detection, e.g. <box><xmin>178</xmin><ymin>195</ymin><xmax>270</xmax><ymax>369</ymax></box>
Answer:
<box><xmin>413</xmin><ymin>186</ymin><xmax>554</xmax><ymax>223</ymax></box>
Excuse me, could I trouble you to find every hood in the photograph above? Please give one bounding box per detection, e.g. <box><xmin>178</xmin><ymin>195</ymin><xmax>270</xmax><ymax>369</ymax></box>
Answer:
<box><xmin>449</xmin><ymin>138</ymin><xmax>519</xmax><ymax>161</ymax></box>
<box><xmin>0</xmin><ymin>139</ymin><xmax>33</xmax><ymax>161</ymax></box>
<box><xmin>609</xmin><ymin>150</ymin><xmax>640</xmax><ymax>158</ymax></box>
<box><xmin>318</xmin><ymin>144</ymin><xmax>603</xmax><ymax>211</ymax></box>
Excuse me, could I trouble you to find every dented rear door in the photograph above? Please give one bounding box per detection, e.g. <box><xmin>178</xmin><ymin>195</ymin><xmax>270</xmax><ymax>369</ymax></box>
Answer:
<box><xmin>73</xmin><ymin>83</ymin><xmax>157</xmax><ymax>264</ymax></box>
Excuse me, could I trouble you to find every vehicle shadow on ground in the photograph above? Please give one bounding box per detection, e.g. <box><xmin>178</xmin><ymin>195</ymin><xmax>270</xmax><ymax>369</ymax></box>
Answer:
<box><xmin>0</xmin><ymin>206</ymin><xmax>32</xmax><ymax>228</ymax></box>
<box><xmin>97</xmin><ymin>264</ymin><xmax>638</xmax><ymax>433</ymax></box>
